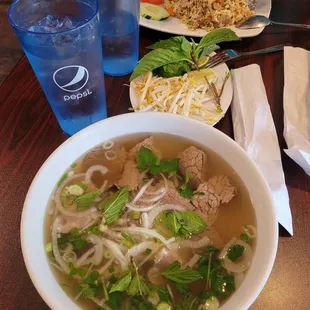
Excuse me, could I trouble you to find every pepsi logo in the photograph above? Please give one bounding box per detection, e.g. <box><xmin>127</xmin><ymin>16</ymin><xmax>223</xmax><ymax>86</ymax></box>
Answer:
<box><xmin>53</xmin><ymin>65</ymin><xmax>89</xmax><ymax>92</ymax></box>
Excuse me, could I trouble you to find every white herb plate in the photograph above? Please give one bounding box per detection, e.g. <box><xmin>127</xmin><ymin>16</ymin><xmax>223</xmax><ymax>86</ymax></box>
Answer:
<box><xmin>140</xmin><ymin>0</ymin><xmax>271</xmax><ymax>38</ymax></box>
<box><xmin>129</xmin><ymin>61</ymin><xmax>233</xmax><ymax>126</ymax></box>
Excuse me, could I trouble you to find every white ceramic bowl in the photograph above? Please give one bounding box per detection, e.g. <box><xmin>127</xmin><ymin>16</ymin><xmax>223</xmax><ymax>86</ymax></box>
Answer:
<box><xmin>21</xmin><ymin>112</ymin><xmax>278</xmax><ymax>310</ymax></box>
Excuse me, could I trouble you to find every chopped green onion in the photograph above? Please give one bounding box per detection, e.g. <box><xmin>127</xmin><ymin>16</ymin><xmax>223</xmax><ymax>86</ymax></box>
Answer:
<box><xmin>45</xmin><ymin>242</ymin><xmax>52</xmax><ymax>253</ymax></box>
<box><xmin>57</xmin><ymin>172</ymin><xmax>68</xmax><ymax>187</ymax></box>
<box><xmin>130</xmin><ymin>211</ymin><xmax>141</xmax><ymax>220</ymax></box>
<box><xmin>67</xmin><ymin>184</ymin><xmax>84</xmax><ymax>196</ymax></box>
<box><xmin>108</xmin><ymin>267</ymin><xmax>115</xmax><ymax>273</ymax></box>
<box><xmin>156</xmin><ymin>302</ymin><xmax>172</xmax><ymax>310</ymax></box>
<box><xmin>71</xmin><ymin>162</ymin><xmax>77</xmax><ymax>168</ymax></box>
<box><xmin>104</xmin><ymin>249</ymin><xmax>113</xmax><ymax>259</ymax></box>
<box><xmin>240</xmin><ymin>233</ymin><xmax>251</xmax><ymax>244</ymax></box>
<box><xmin>76</xmin><ymin>181</ymin><xmax>88</xmax><ymax>190</ymax></box>
<box><xmin>145</xmin><ymin>248</ymin><xmax>152</xmax><ymax>255</ymax></box>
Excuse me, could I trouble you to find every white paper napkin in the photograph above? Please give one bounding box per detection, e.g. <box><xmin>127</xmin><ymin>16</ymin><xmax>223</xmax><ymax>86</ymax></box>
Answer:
<box><xmin>231</xmin><ymin>64</ymin><xmax>293</xmax><ymax>235</ymax></box>
<box><xmin>283</xmin><ymin>46</ymin><xmax>310</xmax><ymax>175</ymax></box>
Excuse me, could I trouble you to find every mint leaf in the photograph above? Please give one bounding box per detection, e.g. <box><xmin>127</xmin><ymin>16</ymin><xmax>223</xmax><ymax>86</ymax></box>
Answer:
<box><xmin>160</xmin><ymin>158</ymin><xmax>179</xmax><ymax>173</ymax></box>
<box><xmin>109</xmin><ymin>271</ymin><xmax>132</xmax><ymax>293</ymax></box>
<box><xmin>75</xmin><ymin>190</ymin><xmax>102</xmax><ymax>211</ymax></box>
<box><xmin>99</xmin><ymin>187</ymin><xmax>129</xmax><ymax>225</ymax></box>
<box><xmin>159</xmin><ymin>210</ymin><xmax>206</xmax><ymax>238</ymax></box>
<box><xmin>227</xmin><ymin>244</ymin><xmax>245</xmax><ymax>262</ymax></box>
<box><xmin>195</xmin><ymin>29</ymin><xmax>239</xmax><ymax>58</ymax></box>
<box><xmin>130</xmin><ymin>48</ymin><xmax>191</xmax><ymax>81</ymax></box>
<box><xmin>181</xmin><ymin>211</ymin><xmax>207</xmax><ymax>234</ymax></box>
<box><xmin>107</xmin><ymin>291</ymin><xmax>126</xmax><ymax>309</ymax></box>
<box><xmin>137</xmin><ymin>146</ymin><xmax>160</xmax><ymax>172</ymax></box>
<box><xmin>161</xmin><ymin>261</ymin><xmax>202</xmax><ymax>284</ymax></box>
<box><xmin>148</xmin><ymin>36</ymin><xmax>184</xmax><ymax>50</ymax></box>
<box><xmin>159</xmin><ymin>211</ymin><xmax>182</xmax><ymax>235</ymax></box>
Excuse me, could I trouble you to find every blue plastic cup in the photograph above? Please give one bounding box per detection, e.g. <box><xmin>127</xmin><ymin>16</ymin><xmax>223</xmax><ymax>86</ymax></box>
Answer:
<box><xmin>99</xmin><ymin>0</ymin><xmax>140</xmax><ymax>76</ymax></box>
<box><xmin>8</xmin><ymin>0</ymin><xmax>107</xmax><ymax>136</ymax></box>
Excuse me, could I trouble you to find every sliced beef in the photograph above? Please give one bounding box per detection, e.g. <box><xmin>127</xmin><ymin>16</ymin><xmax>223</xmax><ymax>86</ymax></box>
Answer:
<box><xmin>128</xmin><ymin>136</ymin><xmax>162</xmax><ymax>160</ymax></box>
<box><xmin>163</xmin><ymin>186</ymin><xmax>194</xmax><ymax>210</ymax></box>
<box><xmin>178</xmin><ymin>146</ymin><xmax>206</xmax><ymax>186</ymax></box>
<box><xmin>191</xmin><ymin>175</ymin><xmax>236</xmax><ymax>225</ymax></box>
<box><xmin>117</xmin><ymin>160</ymin><xmax>140</xmax><ymax>191</ymax></box>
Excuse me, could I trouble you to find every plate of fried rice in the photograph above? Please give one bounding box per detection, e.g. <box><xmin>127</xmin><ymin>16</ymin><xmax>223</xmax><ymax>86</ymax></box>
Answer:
<box><xmin>140</xmin><ymin>0</ymin><xmax>272</xmax><ymax>38</ymax></box>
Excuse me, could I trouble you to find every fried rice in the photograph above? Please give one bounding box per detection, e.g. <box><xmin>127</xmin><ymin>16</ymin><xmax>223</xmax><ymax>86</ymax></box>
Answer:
<box><xmin>164</xmin><ymin>0</ymin><xmax>255</xmax><ymax>30</ymax></box>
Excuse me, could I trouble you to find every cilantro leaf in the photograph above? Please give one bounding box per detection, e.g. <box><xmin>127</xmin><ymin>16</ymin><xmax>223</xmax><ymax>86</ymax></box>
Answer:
<box><xmin>227</xmin><ymin>244</ymin><xmax>245</xmax><ymax>262</ymax></box>
<box><xmin>128</xmin><ymin>274</ymin><xmax>150</xmax><ymax>296</ymax></box>
<box><xmin>68</xmin><ymin>263</ymin><xmax>87</xmax><ymax>280</ymax></box>
<box><xmin>175</xmin><ymin>283</ymin><xmax>189</xmax><ymax>294</ymax></box>
<box><xmin>99</xmin><ymin>187</ymin><xmax>129</xmax><ymax>225</ymax></box>
<box><xmin>175</xmin><ymin>293</ymin><xmax>198</xmax><ymax>310</ymax></box>
<box><xmin>212</xmin><ymin>273</ymin><xmax>235</xmax><ymax>296</ymax></box>
<box><xmin>109</xmin><ymin>271</ymin><xmax>132</xmax><ymax>293</ymax></box>
<box><xmin>75</xmin><ymin>189</ymin><xmax>102</xmax><ymax>211</ymax></box>
<box><xmin>240</xmin><ymin>233</ymin><xmax>251</xmax><ymax>244</ymax></box>
<box><xmin>178</xmin><ymin>172</ymin><xmax>194</xmax><ymax>199</ymax></box>
<box><xmin>72</xmin><ymin>239</ymin><xmax>88</xmax><ymax>249</ymax></box>
<box><xmin>161</xmin><ymin>261</ymin><xmax>202</xmax><ymax>284</ymax></box>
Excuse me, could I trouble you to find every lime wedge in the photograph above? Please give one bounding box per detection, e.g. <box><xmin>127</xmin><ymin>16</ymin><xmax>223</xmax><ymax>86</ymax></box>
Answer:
<box><xmin>197</xmin><ymin>56</ymin><xmax>210</xmax><ymax>69</ymax></box>
<box><xmin>188</xmin><ymin>68</ymin><xmax>217</xmax><ymax>86</ymax></box>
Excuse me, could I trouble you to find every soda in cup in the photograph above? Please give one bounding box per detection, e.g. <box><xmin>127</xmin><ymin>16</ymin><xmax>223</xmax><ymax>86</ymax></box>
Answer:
<box><xmin>9</xmin><ymin>0</ymin><xmax>107</xmax><ymax>135</ymax></box>
<box><xmin>99</xmin><ymin>0</ymin><xmax>140</xmax><ymax>76</ymax></box>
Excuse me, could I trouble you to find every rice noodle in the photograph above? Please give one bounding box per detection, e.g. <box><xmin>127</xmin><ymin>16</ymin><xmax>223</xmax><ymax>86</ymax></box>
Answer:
<box><xmin>139</xmin><ymin>173</ymin><xmax>168</xmax><ymax>203</ymax></box>
<box><xmin>133</xmin><ymin>178</ymin><xmax>154</xmax><ymax>203</ymax></box>
<box><xmin>141</xmin><ymin>212</ymin><xmax>149</xmax><ymax>228</ymax></box>
<box><xmin>186</xmin><ymin>254</ymin><xmax>200</xmax><ymax>268</ymax></box>
<box><xmin>234</xmin><ymin>272</ymin><xmax>245</xmax><ymax>289</ymax></box>
<box><xmin>50</xmin><ymin>262</ymin><xmax>64</xmax><ymax>273</ymax></box>
<box><xmin>98</xmin><ymin>257</ymin><xmax>114</xmax><ymax>275</ymax></box>
<box><xmin>102</xmin><ymin>140</ymin><xmax>115</xmax><ymax>150</ymax></box>
<box><xmin>126</xmin><ymin>241</ymin><xmax>158</xmax><ymax>260</ymax></box>
<box><xmin>55</xmin><ymin>174</ymin><xmax>98</xmax><ymax>218</ymax></box>
<box><xmin>102</xmin><ymin>239</ymin><xmax>129</xmax><ymax>270</ymax></box>
<box><xmin>76</xmin><ymin>247</ymin><xmax>96</xmax><ymax>267</ymax></box>
<box><xmin>219</xmin><ymin>239</ymin><xmax>253</xmax><ymax>273</ymax></box>
<box><xmin>113</xmin><ymin>226</ymin><xmax>171</xmax><ymax>246</ymax></box>
<box><xmin>147</xmin><ymin>204</ymin><xmax>186</xmax><ymax>228</ymax></box>
<box><xmin>126</xmin><ymin>201</ymin><xmax>160</xmax><ymax>212</ymax></box>
<box><xmin>52</xmin><ymin>217</ymin><xmax>70</xmax><ymax>274</ymax></box>
<box><xmin>179</xmin><ymin>236</ymin><xmax>210</xmax><ymax>249</ymax></box>
<box><xmin>105</xmin><ymin>150</ymin><xmax>117</xmax><ymax>161</ymax></box>
<box><xmin>85</xmin><ymin>165</ymin><xmax>108</xmax><ymax>187</ymax></box>
<box><xmin>87</xmin><ymin>234</ymin><xmax>104</xmax><ymax>266</ymax></box>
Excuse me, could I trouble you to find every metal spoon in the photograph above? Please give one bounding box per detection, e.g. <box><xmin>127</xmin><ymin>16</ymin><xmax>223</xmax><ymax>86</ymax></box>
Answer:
<box><xmin>237</xmin><ymin>15</ymin><xmax>310</xmax><ymax>29</ymax></box>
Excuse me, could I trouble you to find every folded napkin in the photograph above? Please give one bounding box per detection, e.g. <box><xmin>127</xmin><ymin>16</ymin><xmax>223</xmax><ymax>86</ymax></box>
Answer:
<box><xmin>283</xmin><ymin>46</ymin><xmax>310</xmax><ymax>175</ymax></box>
<box><xmin>231</xmin><ymin>64</ymin><xmax>293</xmax><ymax>235</ymax></box>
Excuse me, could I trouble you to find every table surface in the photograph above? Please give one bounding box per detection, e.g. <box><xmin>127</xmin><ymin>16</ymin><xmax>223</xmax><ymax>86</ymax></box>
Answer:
<box><xmin>1</xmin><ymin>0</ymin><xmax>310</xmax><ymax>309</ymax></box>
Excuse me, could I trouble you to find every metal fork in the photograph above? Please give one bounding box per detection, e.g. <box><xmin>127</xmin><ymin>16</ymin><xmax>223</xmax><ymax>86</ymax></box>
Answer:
<box><xmin>205</xmin><ymin>45</ymin><xmax>284</xmax><ymax>68</ymax></box>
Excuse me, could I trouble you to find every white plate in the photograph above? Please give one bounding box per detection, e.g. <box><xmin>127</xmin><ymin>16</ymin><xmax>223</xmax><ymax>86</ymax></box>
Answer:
<box><xmin>129</xmin><ymin>62</ymin><xmax>233</xmax><ymax>126</ymax></box>
<box><xmin>140</xmin><ymin>0</ymin><xmax>272</xmax><ymax>38</ymax></box>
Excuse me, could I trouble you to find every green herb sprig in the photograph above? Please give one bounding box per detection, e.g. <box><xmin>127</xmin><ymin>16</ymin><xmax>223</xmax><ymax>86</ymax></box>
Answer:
<box><xmin>130</xmin><ymin>29</ymin><xmax>239</xmax><ymax>81</ymax></box>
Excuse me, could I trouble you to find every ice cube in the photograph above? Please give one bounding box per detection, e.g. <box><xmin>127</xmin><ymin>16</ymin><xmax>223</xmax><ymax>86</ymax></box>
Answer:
<box><xmin>28</xmin><ymin>15</ymin><xmax>77</xmax><ymax>33</ymax></box>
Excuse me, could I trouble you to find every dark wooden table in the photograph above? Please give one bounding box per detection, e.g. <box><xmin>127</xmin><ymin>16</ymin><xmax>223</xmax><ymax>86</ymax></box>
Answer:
<box><xmin>1</xmin><ymin>0</ymin><xmax>310</xmax><ymax>309</ymax></box>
